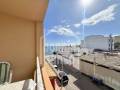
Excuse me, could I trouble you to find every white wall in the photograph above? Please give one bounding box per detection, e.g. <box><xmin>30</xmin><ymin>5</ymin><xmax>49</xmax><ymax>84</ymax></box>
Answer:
<box><xmin>82</xmin><ymin>35</ymin><xmax>109</xmax><ymax>50</ymax></box>
<box><xmin>80</xmin><ymin>60</ymin><xmax>120</xmax><ymax>90</ymax></box>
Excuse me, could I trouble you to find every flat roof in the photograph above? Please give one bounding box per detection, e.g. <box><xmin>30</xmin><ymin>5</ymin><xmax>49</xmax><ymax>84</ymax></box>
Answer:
<box><xmin>80</xmin><ymin>53</ymin><xmax>120</xmax><ymax>72</ymax></box>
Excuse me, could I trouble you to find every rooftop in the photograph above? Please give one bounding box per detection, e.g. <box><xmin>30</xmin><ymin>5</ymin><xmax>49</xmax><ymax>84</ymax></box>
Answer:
<box><xmin>80</xmin><ymin>53</ymin><xmax>120</xmax><ymax>72</ymax></box>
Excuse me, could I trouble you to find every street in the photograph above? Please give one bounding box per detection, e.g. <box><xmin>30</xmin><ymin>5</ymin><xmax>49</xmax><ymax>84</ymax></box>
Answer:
<box><xmin>46</xmin><ymin>55</ymin><xmax>114</xmax><ymax>90</ymax></box>
<box><xmin>61</xmin><ymin>64</ymin><xmax>113</xmax><ymax>90</ymax></box>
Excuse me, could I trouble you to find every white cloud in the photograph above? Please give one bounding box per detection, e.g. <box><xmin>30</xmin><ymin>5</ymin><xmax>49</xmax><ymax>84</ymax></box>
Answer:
<box><xmin>74</xmin><ymin>23</ymin><xmax>81</xmax><ymax>28</ymax></box>
<box><xmin>82</xmin><ymin>4</ymin><xmax>118</xmax><ymax>26</ymax></box>
<box><xmin>49</xmin><ymin>25</ymin><xmax>79</xmax><ymax>37</ymax></box>
<box><xmin>50</xmin><ymin>28</ymin><xmax>74</xmax><ymax>36</ymax></box>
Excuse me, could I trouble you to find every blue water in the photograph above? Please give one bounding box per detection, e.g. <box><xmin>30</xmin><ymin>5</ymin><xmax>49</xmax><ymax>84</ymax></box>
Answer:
<box><xmin>45</xmin><ymin>46</ymin><xmax>57</xmax><ymax>55</ymax></box>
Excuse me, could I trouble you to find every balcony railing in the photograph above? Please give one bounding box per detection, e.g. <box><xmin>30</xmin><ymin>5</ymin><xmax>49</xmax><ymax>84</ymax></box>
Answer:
<box><xmin>34</xmin><ymin>57</ymin><xmax>44</xmax><ymax>90</ymax></box>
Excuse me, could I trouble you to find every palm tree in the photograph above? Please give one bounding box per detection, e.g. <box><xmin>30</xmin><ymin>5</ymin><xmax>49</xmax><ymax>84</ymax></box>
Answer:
<box><xmin>53</xmin><ymin>51</ymin><xmax>58</xmax><ymax>65</ymax></box>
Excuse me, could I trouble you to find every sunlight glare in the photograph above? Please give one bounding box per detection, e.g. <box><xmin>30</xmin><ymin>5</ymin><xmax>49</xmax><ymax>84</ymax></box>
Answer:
<box><xmin>81</xmin><ymin>0</ymin><xmax>94</xmax><ymax>8</ymax></box>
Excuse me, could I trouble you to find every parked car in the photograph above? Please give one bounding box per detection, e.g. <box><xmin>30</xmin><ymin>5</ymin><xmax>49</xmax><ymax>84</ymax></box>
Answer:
<box><xmin>58</xmin><ymin>71</ymin><xmax>69</xmax><ymax>87</ymax></box>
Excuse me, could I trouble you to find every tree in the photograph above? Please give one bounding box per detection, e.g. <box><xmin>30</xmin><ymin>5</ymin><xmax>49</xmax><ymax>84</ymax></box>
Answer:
<box><xmin>53</xmin><ymin>51</ymin><xmax>57</xmax><ymax>55</ymax></box>
<box><xmin>114</xmin><ymin>42</ymin><xmax>120</xmax><ymax>49</ymax></box>
<box><xmin>53</xmin><ymin>51</ymin><xmax>58</xmax><ymax>65</ymax></box>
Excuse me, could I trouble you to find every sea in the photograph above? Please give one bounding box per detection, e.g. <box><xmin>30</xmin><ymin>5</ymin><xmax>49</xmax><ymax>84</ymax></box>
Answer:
<box><xmin>45</xmin><ymin>46</ymin><xmax>57</xmax><ymax>55</ymax></box>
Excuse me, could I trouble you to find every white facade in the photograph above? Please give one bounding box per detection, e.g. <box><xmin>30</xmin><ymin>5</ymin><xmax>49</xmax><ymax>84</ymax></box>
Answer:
<box><xmin>81</xmin><ymin>35</ymin><xmax>111</xmax><ymax>50</ymax></box>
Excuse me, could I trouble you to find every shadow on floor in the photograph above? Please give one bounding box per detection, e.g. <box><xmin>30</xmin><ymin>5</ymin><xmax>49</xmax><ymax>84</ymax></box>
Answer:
<box><xmin>61</xmin><ymin>64</ymin><xmax>113</xmax><ymax>90</ymax></box>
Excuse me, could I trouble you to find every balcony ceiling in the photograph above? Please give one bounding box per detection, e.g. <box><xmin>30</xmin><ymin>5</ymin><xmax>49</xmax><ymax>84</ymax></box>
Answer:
<box><xmin>0</xmin><ymin>0</ymin><xmax>48</xmax><ymax>21</ymax></box>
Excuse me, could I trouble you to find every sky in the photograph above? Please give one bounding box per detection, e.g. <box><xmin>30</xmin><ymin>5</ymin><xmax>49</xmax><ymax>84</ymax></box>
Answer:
<box><xmin>44</xmin><ymin>0</ymin><xmax>120</xmax><ymax>46</ymax></box>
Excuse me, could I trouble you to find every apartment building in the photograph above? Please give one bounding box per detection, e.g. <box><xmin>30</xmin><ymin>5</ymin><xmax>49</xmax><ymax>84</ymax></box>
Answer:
<box><xmin>0</xmin><ymin>0</ymin><xmax>60</xmax><ymax>90</ymax></box>
<box><xmin>81</xmin><ymin>35</ymin><xmax>114</xmax><ymax>51</ymax></box>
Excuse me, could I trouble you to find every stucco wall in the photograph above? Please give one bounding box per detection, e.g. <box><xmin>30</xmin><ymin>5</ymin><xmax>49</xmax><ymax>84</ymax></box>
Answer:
<box><xmin>0</xmin><ymin>13</ymin><xmax>42</xmax><ymax>82</ymax></box>
<box><xmin>80</xmin><ymin>60</ymin><xmax>120</xmax><ymax>90</ymax></box>
<box><xmin>82</xmin><ymin>35</ymin><xmax>109</xmax><ymax>50</ymax></box>
<box><xmin>36</xmin><ymin>23</ymin><xmax>44</xmax><ymax>66</ymax></box>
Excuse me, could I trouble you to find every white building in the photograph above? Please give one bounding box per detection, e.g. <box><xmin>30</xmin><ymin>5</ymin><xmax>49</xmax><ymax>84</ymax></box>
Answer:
<box><xmin>81</xmin><ymin>35</ymin><xmax>114</xmax><ymax>50</ymax></box>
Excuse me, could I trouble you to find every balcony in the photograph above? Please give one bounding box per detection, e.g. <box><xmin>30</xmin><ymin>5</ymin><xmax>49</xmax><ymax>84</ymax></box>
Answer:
<box><xmin>0</xmin><ymin>0</ymin><xmax>59</xmax><ymax>90</ymax></box>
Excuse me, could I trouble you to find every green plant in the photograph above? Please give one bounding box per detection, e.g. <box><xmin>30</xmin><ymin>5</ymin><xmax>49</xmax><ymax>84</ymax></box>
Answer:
<box><xmin>114</xmin><ymin>42</ymin><xmax>120</xmax><ymax>49</ymax></box>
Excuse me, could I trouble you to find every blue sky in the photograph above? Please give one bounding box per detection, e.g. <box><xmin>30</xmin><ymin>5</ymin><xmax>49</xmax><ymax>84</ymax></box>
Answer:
<box><xmin>44</xmin><ymin>0</ymin><xmax>120</xmax><ymax>46</ymax></box>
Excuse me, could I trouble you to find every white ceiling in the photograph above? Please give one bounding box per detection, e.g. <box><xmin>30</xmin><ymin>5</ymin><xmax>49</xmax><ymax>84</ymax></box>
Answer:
<box><xmin>0</xmin><ymin>0</ymin><xmax>48</xmax><ymax>21</ymax></box>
